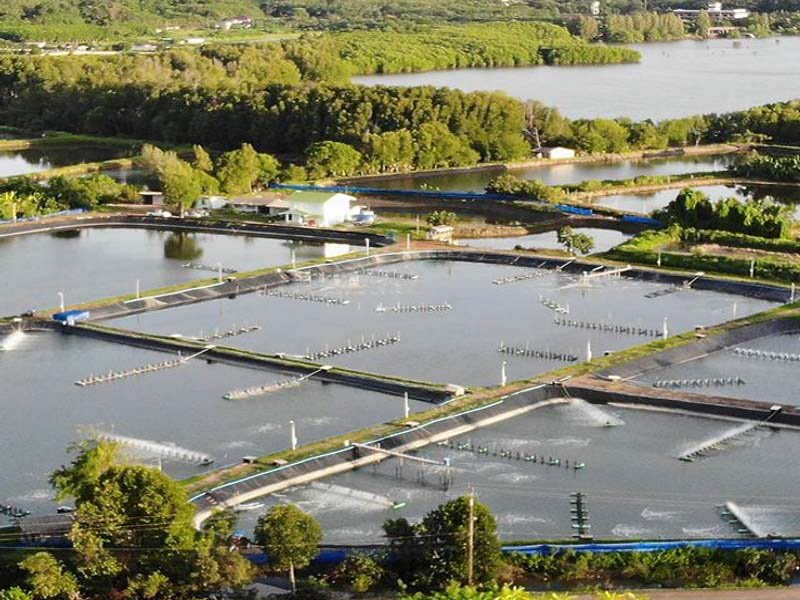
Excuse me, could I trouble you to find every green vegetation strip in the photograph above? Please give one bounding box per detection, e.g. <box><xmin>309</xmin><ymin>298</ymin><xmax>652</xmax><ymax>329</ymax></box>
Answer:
<box><xmin>0</xmin><ymin>132</ymin><xmax>150</xmax><ymax>151</ymax></box>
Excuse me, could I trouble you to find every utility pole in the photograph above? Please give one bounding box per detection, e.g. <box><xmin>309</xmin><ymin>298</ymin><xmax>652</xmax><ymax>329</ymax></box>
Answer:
<box><xmin>467</xmin><ymin>487</ymin><xmax>475</xmax><ymax>586</ymax></box>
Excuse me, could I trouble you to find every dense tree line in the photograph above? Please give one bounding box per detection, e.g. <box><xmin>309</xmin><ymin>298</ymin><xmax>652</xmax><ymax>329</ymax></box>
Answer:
<box><xmin>568</xmin><ymin>12</ymin><xmax>686</xmax><ymax>43</ymax></box>
<box><xmin>331</xmin><ymin>22</ymin><xmax>640</xmax><ymax>75</ymax></box>
<box><xmin>730</xmin><ymin>151</ymin><xmax>800</xmax><ymax>181</ymax></box>
<box><xmin>657</xmin><ymin>187</ymin><xmax>792</xmax><ymax>237</ymax></box>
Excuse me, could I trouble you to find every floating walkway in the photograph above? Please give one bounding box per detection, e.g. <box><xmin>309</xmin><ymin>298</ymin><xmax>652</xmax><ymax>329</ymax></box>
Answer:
<box><xmin>74</xmin><ymin>347</ymin><xmax>213</xmax><ymax>387</ymax></box>
<box><xmin>223</xmin><ymin>366</ymin><xmax>331</xmax><ymax>400</ymax></box>
<box><xmin>376</xmin><ymin>302</ymin><xmax>452</xmax><ymax>313</ymax></box>
<box><xmin>732</xmin><ymin>347</ymin><xmax>800</xmax><ymax>363</ymax></box>
<box><xmin>653</xmin><ymin>377</ymin><xmax>746</xmax><ymax>390</ymax></box>
<box><xmin>539</xmin><ymin>295</ymin><xmax>569</xmax><ymax>314</ymax></box>
<box><xmin>183</xmin><ymin>262</ymin><xmax>237</xmax><ymax>275</ymax></box>
<box><xmin>579</xmin><ymin>265</ymin><xmax>632</xmax><ymax>282</ymax></box>
<box><xmin>195</xmin><ymin>325</ymin><xmax>261</xmax><ymax>343</ymax></box>
<box><xmin>262</xmin><ymin>289</ymin><xmax>350</xmax><ymax>305</ymax></box>
<box><xmin>90</xmin><ymin>429</ymin><xmax>214</xmax><ymax>465</ymax></box>
<box><xmin>356</xmin><ymin>269</ymin><xmax>418</xmax><ymax>280</ymax></box>
<box><xmin>497</xmin><ymin>342</ymin><xmax>578</xmax><ymax>363</ymax></box>
<box><xmin>304</xmin><ymin>334</ymin><xmax>400</xmax><ymax>361</ymax></box>
<box><xmin>438</xmin><ymin>439</ymin><xmax>585</xmax><ymax>471</ymax></box>
<box><xmin>553</xmin><ymin>317</ymin><xmax>661</xmax><ymax>338</ymax></box>
<box><xmin>492</xmin><ymin>263</ymin><xmax>548</xmax><ymax>285</ymax></box>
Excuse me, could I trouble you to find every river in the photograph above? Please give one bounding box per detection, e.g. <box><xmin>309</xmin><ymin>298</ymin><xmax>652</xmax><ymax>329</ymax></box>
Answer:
<box><xmin>353</xmin><ymin>37</ymin><xmax>800</xmax><ymax>120</ymax></box>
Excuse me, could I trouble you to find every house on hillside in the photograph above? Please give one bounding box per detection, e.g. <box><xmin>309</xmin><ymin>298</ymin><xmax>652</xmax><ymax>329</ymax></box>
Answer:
<box><xmin>534</xmin><ymin>146</ymin><xmax>576</xmax><ymax>160</ymax></box>
<box><xmin>284</xmin><ymin>191</ymin><xmax>355</xmax><ymax>227</ymax></box>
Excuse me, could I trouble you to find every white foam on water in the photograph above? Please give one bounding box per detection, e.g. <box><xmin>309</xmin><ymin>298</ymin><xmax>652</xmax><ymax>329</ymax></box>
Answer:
<box><xmin>682</xmin><ymin>525</ymin><xmax>730</xmax><ymax>538</ymax></box>
<box><xmin>611</xmin><ymin>524</ymin><xmax>654</xmax><ymax>538</ymax></box>
<box><xmin>220</xmin><ymin>440</ymin><xmax>255</xmax><ymax>450</ymax></box>
<box><xmin>302</xmin><ymin>416</ymin><xmax>340</xmax><ymax>427</ymax></box>
<box><xmin>0</xmin><ymin>330</ymin><xmax>25</xmax><ymax>352</ymax></box>
<box><xmin>7</xmin><ymin>488</ymin><xmax>53</xmax><ymax>503</ymax></box>
<box><xmin>498</xmin><ymin>512</ymin><xmax>552</xmax><ymax>527</ymax></box>
<box><xmin>641</xmin><ymin>507</ymin><xmax>683</xmax><ymax>521</ymax></box>
<box><xmin>545</xmin><ymin>437</ymin><xmax>592</xmax><ymax>448</ymax></box>
<box><xmin>252</xmin><ymin>423</ymin><xmax>281</xmax><ymax>434</ymax></box>
<box><xmin>491</xmin><ymin>472</ymin><xmax>540</xmax><ymax>484</ymax></box>
<box><xmin>565</xmin><ymin>398</ymin><xmax>625</xmax><ymax>427</ymax></box>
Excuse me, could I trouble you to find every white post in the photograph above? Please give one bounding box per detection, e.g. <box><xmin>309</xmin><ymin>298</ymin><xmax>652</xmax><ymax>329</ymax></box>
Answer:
<box><xmin>217</xmin><ymin>262</ymin><xmax>223</xmax><ymax>283</ymax></box>
<box><xmin>289</xmin><ymin>420</ymin><xmax>298</xmax><ymax>451</ymax></box>
<box><xmin>291</xmin><ymin>247</ymin><xmax>296</xmax><ymax>269</ymax></box>
<box><xmin>732</xmin><ymin>302</ymin><xmax>738</xmax><ymax>319</ymax></box>
<box><xmin>586</xmin><ymin>339</ymin><xmax>592</xmax><ymax>362</ymax></box>
<box><xmin>791</xmin><ymin>283</ymin><xmax>796</xmax><ymax>303</ymax></box>
<box><xmin>135</xmin><ymin>280</ymin><xmax>140</xmax><ymax>300</ymax></box>
<box><xmin>366</xmin><ymin>238</ymin><xmax>370</xmax><ymax>257</ymax></box>
<box><xmin>750</xmin><ymin>259</ymin><xmax>755</xmax><ymax>279</ymax></box>
<box><xmin>657</xmin><ymin>252</ymin><xmax>662</xmax><ymax>267</ymax></box>
<box><xmin>406</xmin><ymin>233</ymin><xmax>411</xmax><ymax>250</ymax></box>
<box><xmin>403</xmin><ymin>392</ymin><xmax>410</xmax><ymax>419</ymax></box>
<box><xmin>11</xmin><ymin>202</ymin><xmax>16</xmax><ymax>222</ymax></box>
<box><xmin>416</xmin><ymin>214</ymin><xmax>420</xmax><ymax>235</ymax></box>
<box><xmin>57</xmin><ymin>292</ymin><xmax>65</xmax><ymax>312</ymax></box>
<box><xmin>500</xmin><ymin>361</ymin><xmax>507</xmax><ymax>386</ymax></box>
<box><xmin>662</xmin><ymin>317</ymin><xmax>669</xmax><ymax>340</ymax></box>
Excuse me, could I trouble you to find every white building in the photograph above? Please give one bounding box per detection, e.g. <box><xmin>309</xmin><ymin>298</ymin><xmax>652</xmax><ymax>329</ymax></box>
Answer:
<box><xmin>139</xmin><ymin>191</ymin><xmax>165</xmax><ymax>206</ymax></box>
<box><xmin>535</xmin><ymin>146</ymin><xmax>576</xmax><ymax>160</ymax></box>
<box><xmin>672</xmin><ymin>3</ymin><xmax>750</xmax><ymax>19</ymax></box>
<box><xmin>285</xmin><ymin>191</ymin><xmax>354</xmax><ymax>227</ymax></box>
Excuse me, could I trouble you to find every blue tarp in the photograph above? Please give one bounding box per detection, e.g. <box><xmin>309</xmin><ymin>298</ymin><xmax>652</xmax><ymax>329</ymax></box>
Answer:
<box><xmin>504</xmin><ymin>538</ymin><xmax>800</xmax><ymax>555</ymax></box>
<box><xmin>622</xmin><ymin>214</ymin><xmax>663</xmax><ymax>227</ymax></box>
<box><xmin>53</xmin><ymin>310</ymin><xmax>90</xmax><ymax>324</ymax></box>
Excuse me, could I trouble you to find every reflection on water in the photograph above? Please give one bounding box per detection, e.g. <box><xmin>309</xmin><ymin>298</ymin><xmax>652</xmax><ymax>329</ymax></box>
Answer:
<box><xmin>164</xmin><ymin>233</ymin><xmax>203</xmax><ymax>261</ymax></box>
<box><xmin>459</xmin><ymin>228</ymin><xmax>631</xmax><ymax>253</ymax></box>
<box><xmin>50</xmin><ymin>229</ymin><xmax>81</xmax><ymax>239</ymax></box>
<box><xmin>0</xmin><ymin>228</ymin><xmax>356</xmax><ymax>315</ymax></box>
<box><xmin>0</xmin><ymin>146</ymin><xmax>134</xmax><ymax>178</ymax></box>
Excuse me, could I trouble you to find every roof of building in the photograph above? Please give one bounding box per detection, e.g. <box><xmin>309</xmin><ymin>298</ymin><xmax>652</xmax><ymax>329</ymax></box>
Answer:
<box><xmin>18</xmin><ymin>515</ymin><xmax>74</xmax><ymax>538</ymax></box>
<box><xmin>288</xmin><ymin>191</ymin><xmax>354</xmax><ymax>205</ymax></box>
<box><xmin>227</xmin><ymin>193</ymin><xmax>289</xmax><ymax>208</ymax></box>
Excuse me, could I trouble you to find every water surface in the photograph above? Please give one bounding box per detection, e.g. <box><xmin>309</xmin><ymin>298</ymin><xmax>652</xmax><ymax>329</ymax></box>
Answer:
<box><xmin>0</xmin><ymin>227</ymin><xmax>352</xmax><ymax>315</ymax></box>
<box><xmin>0</xmin><ymin>146</ymin><xmax>134</xmax><ymax>178</ymax></box>
<box><xmin>353</xmin><ymin>38</ymin><xmax>800</xmax><ymax>120</ymax></box>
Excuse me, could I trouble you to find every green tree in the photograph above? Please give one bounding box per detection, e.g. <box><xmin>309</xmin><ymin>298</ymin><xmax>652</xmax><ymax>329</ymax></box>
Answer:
<box><xmin>19</xmin><ymin>554</ymin><xmax>78</xmax><ymax>600</ymax></box>
<box><xmin>215</xmin><ymin>143</ymin><xmax>262</xmax><ymax>194</ymax></box>
<box><xmin>254</xmin><ymin>504</ymin><xmax>323</xmax><ymax>592</ymax></box>
<box><xmin>416</xmin><ymin>496</ymin><xmax>502</xmax><ymax>587</ymax></box>
<box><xmin>694</xmin><ymin>10</ymin><xmax>712</xmax><ymax>38</ymax></box>
<box><xmin>192</xmin><ymin>145</ymin><xmax>214</xmax><ymax>173</ymax></box>
<box><xmin>0</xmin><ymin>588</ymin><xmax>33</xmax><ymax>600</ymax></box>
<box><xmin>427</xmin><ymin>211</ymin><xmax>457</xmax><ymax>227</ymax></box>
<box><xmin>306</xmin><ymin>141</ymin><xmax>363</xmax><ymax>178</ymax></box>
<box><xmin>557</xmin><ymin>227</ymin><xmax>595</xmax><ymax>255</ymax></box>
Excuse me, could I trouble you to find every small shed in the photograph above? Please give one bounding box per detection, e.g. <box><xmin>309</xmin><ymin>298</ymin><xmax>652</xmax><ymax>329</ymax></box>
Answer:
<box><xmin>535</xmin><ymin>146</ymin><xmax>576</xmax><ymax>160</ymax></box>
<box><xmin>286</xmin><ymin>191</ymin><xmax>354</xmax><ymax>227</ymax></box>
<box><xmin>426</xmin><ymin>225</ymin><xmax>454</xmax><ymax>243</ymax></box>
<box><xmin>139</xmin><ymin>191</ymin><xmax>165</xmax><ymax>206</ymax></box>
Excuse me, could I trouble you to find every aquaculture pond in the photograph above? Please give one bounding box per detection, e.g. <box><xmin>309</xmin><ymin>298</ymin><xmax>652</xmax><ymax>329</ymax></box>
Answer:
<box><xmin>0</xmin><ymin>227</ymin><xmax>353</xmax><ymax>315</ymax></box>
<box><xmin>0</xmin><ymin>145</ymin><xmax>134</xmax><ymax>178</ymax></box>
<box><xmin>637</xmin><ymin>332</ymin><xmax>800</xmax><ymax>407</ymax></box>
<box><xmin>457</xmin><ymin>228</ymin><xmax>631</xmax><ymax>254</ymax></box>
<box><xmin>358</xmin><ymin>153</ymin><xmax>734</xmax><ymax>194</ymax></box>
<box><xmin>353</xmin><ymin>37</ymin><xmax>800</xmax><ymax>120</ymax></box>
<box><xmin>0</xmin><ymin>332</ymin><xmax>425</xmax><ymax>518</ymax></box>
<box><xmin>236</xmin><ymin>402</ymin><xmax>800</xmax><ymax>543</ymax></box>
<box><xmin>111</xmin><ymin>260</ymin><xmax>776</xmax><ymax>388</ymax></box>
